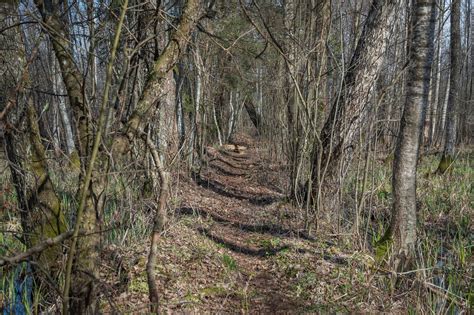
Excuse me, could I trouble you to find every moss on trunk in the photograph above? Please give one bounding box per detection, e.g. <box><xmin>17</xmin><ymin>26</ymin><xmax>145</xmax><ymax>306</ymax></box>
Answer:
<box><xmin>26</xmin><ymin>103</ymin><xmax>67</xmax><ymax>273</ymax></box>
<box><xmin>437</xmin><ymin>154</ymin><xmax>454</xmax><ymax>174</ymax></box>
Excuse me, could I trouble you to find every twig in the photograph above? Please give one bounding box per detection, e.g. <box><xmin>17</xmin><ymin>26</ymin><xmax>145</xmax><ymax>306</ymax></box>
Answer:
<box><xmin>0</xmin><ymin>231</ymin><xmax>74</xmax><ymax>267</ymax></box>
<box><xmin>0</xmin><ymin>46</ymin><xmax>39</xmax><ymax>122</ymax></box>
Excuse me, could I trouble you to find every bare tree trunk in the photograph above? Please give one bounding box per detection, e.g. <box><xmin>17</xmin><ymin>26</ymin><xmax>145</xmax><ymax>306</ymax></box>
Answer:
<box><xmin>158</xmin><ymin>71</ymin><xmax>177</xmax><ymax>160</ymax></box>
<box><xmin>190</xmin><ymin>41</ymin><xmax>203</xmax><ymax>164</ymax></box>
<box><xmin>54</xmin><ymin>59</ymin><xmax>76</xmax><ymax>155</ymax></box>
<box><xmin>244</xmin><ymin>100</ymin><xmax>263</xmax><ymax>133</ymax></box>
<box><xmin>311</xmin><ymin>0</ymin><xmax>397</xmax><ymax>204</ymax></box>
<box><xmin>428</xmin><ymin>1</ymin><xmax>444</xmax><ymax>147</ymax></box>
<box><xmin>382</xmin><ymin>0</ymin><xmax>436</xmax><ymax>271</ymax></box>
<box><xmin>213</xmin><ymin>102</ymin><xmax>223</xmax><ymax>145</ymax></box>
<box><xmin>283</xmin><ymin>0</ymin><xmax>302</xmax><ymax>201</ymax></box>
<box><xmin>439</xmin><ymin>74</ymin><xmax>450</xmax><ymax>138</ymax></box>
<box><xmin>458</xmin><ymin>0</ymin><xmax>472</xmax><ymax>144</ymax></box>
<box><xmin>175</xmin><ymin>65</ymin><xmax>186</xmax><ymax>151</ymax></box>
<box><xmin>227</xmin><ymin>91</ymin><xmax>237</xmax><ymax>141</ymax></box>
<box><xmin>437</xmin><ymin>0</ymin><xmax>461</xmax><ymax>173</ymax></box>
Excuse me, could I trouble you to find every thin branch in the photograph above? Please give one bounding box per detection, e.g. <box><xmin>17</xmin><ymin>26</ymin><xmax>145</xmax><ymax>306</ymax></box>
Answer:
<box><xmin>0</xmin><ymin>231</ymin><xmax>74</xmax><ymax>267</ymax></box>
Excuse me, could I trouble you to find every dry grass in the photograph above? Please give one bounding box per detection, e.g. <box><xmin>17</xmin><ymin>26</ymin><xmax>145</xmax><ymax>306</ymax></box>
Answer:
<box><xmin>0</xmin><ymin>143</ymin><xmax>472</xmax><ymax>313</ymax></box>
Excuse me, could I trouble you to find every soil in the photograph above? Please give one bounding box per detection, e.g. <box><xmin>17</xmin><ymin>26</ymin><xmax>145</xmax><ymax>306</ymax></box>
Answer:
<box><xmin>103</xmin><ymin>135</ymin><xmax>402</xmax><ymax>313</ymax></box>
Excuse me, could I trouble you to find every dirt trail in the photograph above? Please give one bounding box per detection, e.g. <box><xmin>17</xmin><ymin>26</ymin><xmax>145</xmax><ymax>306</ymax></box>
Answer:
<box><xmin>179</xmin><ymin>138</ymin><xmax>304</xmax><ymax>312</ymax></box>
<box><xmin>110</xmin><ymin>136</ymin><xmax>376</xmax><ymax>313</ymax></box>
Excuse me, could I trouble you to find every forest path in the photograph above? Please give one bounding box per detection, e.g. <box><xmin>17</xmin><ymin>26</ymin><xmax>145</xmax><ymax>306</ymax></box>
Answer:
<box><xmin>170</xmin><ymin>135</ymin><xmax>331</xmax><ymax>313</ymax></box>
<box><xmin>112</xmin><ymin>135</ymin><xmax>364</xmax><ymax>313</ymax></box>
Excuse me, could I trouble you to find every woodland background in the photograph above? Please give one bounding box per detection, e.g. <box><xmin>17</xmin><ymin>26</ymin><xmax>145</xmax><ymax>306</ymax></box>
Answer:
<box><xmin>0</xmin><ymin>0</ymin><xmax>472</xmax><ymax>313</ymax></box>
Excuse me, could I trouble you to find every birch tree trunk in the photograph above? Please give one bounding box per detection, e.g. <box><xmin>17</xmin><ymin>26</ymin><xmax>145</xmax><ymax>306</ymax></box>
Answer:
<box><xmin>190</xmin><ymin>40</ymin><xmax>203</xmax><ymax>164</ymax></box>
<box><xmin>54</xmin><ymin>59</ymin><xmax>76</xmax><ymax>155</ymax></box>
<box><xmin>382</xmin><ymin>0</ymin><xmax>436</xmax><ymax>270</ymax></box>
<box><xmin>175</xmin><ymin>64</ymin><xmax>186</xmax><ymax>151</ymax></box>
<box><xmin>428</xmin><ymin>0</ymin><xmax>444</xmax><ymax>147</ymax></box>
<box><xmin>438</xmin><ymin>0</ymin><xmax>461</xmax><ymax>173</ymax></box>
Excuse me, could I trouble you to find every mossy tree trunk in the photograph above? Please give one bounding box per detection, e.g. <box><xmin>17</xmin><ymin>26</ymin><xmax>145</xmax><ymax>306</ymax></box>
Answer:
<box><xmin>35</xmin><ymin>0</ymin><xmax>204</xmax><ymax>312</ymax></box>
<box><xmin>33</xmin><ymin>1</ymin><xmax>101</xmax><ymax>311</ymax></box>
<box><xmin>25</xmin><ymin>102</ymin><xmax>68</xmax><ymax>271</ymax></box>
<box><xmin>383</xmin><ymin>0</ymin><xmax>436</xmax><ymax>271</ymax></box>
<box><xmin>1</xmin><ymin>0</ymin><xmax>66</xmax><ymax>279</ymax></box>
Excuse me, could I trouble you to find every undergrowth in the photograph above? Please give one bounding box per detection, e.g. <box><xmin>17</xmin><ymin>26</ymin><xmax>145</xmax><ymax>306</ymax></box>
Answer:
<box><xmin>0</xmin><ymin>148</ymin><xmax>472</xmax><ymax>312</ymax></box>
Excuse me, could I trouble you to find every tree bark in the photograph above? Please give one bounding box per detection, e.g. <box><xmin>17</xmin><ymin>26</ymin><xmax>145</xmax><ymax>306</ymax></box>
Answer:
<box><xmin>175</xmin><ymin>64</ymin><xmax>186</xmax><ymax>151</ymax></box>
<box><xmin>53</xmin><ymin>59</ymin><xmax>76</xmax><ymax>155</ymax></box>
<box><xmin>311</xmin><ymin>0</ymin><xmax>397</xmax><ymax>204</ymax></box>
<box><xmin>437</xmin><ymin>0</ymin><xmax>461</xmax><ymax>173</ymax></box>
<box><xmin>1</xmin><ymin>0</ymin><xmax>67</xmax><ymax>281</ymax></box>
<box><xmin>382</xmin><ymin>0</ymin><xmax>436</xmax><ymax>270</ymax></box>
<box><xmin>428</xmin><ymin>0</ymin><xmax>444</xmax><ymax>147</ymax></box>
<box><xmin>244</xmin><ymin>100</ymin><xmax>263</xmax><ymax>133</ymax></box>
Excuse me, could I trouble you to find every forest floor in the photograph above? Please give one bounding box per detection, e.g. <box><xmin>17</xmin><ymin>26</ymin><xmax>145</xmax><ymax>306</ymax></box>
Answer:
<box><xmin>1</xmin><ymin>134</ymin><xmax>472</xmax><ymax>313</ymax></box>
<box><xmin>102</xmin><ymin>134</ymin><xmax>420</xmax><ymax>314</ymax></box>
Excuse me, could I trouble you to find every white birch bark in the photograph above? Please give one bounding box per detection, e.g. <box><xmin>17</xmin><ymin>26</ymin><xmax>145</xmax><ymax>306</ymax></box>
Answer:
<box><xmin>386</xmin><ymin>0</ymin><xmax>436</xmax><ymax>268</ymax></box>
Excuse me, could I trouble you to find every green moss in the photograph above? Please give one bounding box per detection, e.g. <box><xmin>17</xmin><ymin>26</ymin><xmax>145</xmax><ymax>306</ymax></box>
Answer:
<box><xmin>437</xmin><ymin>154</ymin><xmax>454</xmax><ymax>174</ymax></box>
<box><xmin>374</xmin><ymin>236</ymin><xmax>393</xmax><ymax>264</ymax></box>
<box><xmin>200</xmin><ymin>286</ymin><xmax>227</xmax><ymax>299</ymax></box>
<box><xmin>68</xmin><ymin>150</ymin><xmax>81</xmax><ymax>171</ymax></box>
<box><xmin>184</xmin><ymin>292</ymin><xmax>201</xmax><ymax>304</ymax></box>
<box><xmin>129</xmin><ymin>275</ymin><xmax>148</xmax><ymax>294</ymax></box>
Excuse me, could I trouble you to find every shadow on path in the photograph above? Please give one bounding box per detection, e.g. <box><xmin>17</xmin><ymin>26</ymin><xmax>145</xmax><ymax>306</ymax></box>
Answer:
<box><xmin>177</xmin><ymin>207</ymin><xmax>316</xmax><ymax>241</ymax></box>
<box><xmin>208</xmin><ymin>162</ymin><xmax>248</xmax><ymax>177</ymax></box>
<box><xmin>197</xmin><ymin>227</ymin><xmax>290</xmax><ymax>257</ymax></box>
<box><xmin>192</xmin><ymin>173</ymin><xmax>284</xmax><ymax>206</ymax></box>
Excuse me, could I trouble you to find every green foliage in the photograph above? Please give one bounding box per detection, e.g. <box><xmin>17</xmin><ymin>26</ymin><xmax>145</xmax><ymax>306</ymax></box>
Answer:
<box><xmin>259</xmin><ymin>238</ymin><xmax>280</xmax><ymax>252</ymax></box>
<box><xmin>377</xmin><ymin>189</ymin><xmax>390</xmax><ymax>200</ymax></box>
<box><xmin>293</xmin><ymin>272</ymin><xmax>318</xmax><ymax>299</ymax></box>
<box><xmin>222</xmin><ymin>254</ymin><xmax>237</xmax><ymax>271</ymax></box>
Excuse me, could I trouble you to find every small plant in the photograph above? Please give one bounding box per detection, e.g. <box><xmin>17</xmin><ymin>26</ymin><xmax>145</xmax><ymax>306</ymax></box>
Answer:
<box><xmin>222</xmin><ymin>254</ymin><xmax>237</xmax><ymax>271</ymax></box>
<box><xmin>128</xmin><ymin>275</ymin><xmax>149</xmax><ymax>294</ymax></box>
<box><xmin>259</xmin><ymin>238</ymin><xmax>281</xmax><ymax>253</ymax></box>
